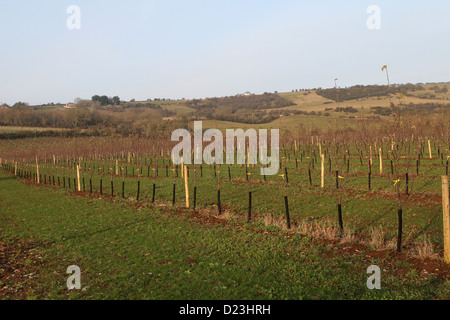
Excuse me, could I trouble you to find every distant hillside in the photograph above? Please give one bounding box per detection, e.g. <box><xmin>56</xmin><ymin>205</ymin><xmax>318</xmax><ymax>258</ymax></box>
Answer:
<box><xmin>316</xmin><ymin>84</ymin><xmax>425</xmax><ymax>102</ymax></box>
<box><xmin>371</xmin><ymin>102</ymin><xmax>450</xmax><ymax>116</ymax></box>
<box><xmin>187</xmin><ymin>93</ymin><xmax>295</xmax><ymax>110</ymax></box>
<box><xmin>188</xmin><ymin>93</ymin><xmax>296</xmax><ymax>124</ymax></box>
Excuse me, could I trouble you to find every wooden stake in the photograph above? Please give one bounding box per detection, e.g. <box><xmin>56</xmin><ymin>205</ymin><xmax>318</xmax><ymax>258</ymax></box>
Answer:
<box><xmin>36</xmin><ymin>158</ymin><xmax>40</xmax><ymax>184</ymax></box>
<box><xmin>137</xmin><ymin>180</ymin><xmax>141</xmax><ymax>201</ymax></box>
<box><xmin>284</xmin><ymin>195</ymin><xmax>291</xmax><ymax>229</ymax></box>
<box><xmin>428</xmin><ymin>140</ymin><xmax>432</xmax><ymax>159</ymax></box>
<box><xmin>181</xmin><ymin>159</ymin><xmax>184</xmax><ymax>178</ymax></box>
<box><xmin>247</xmin><ymin>148</ymin><xmax>250</xmax><ymax>168</ymax></box>
<box><xmin>321</xmin><ymin>154</ymin><xmax>325</xmax><ymax>188</ymax></box>
<box><xmin>379</xmin><ymin>148</ymin><xmax>383</xmax><ymax>174</ymax></box>
<box><xmin>184</xmin><ymin>165</ymin><xmax>189</xmax><ymax>208</ymax></box>
<box><xmin>338</xmin><ymin>203</ymin><xmax>344</xmax><ymax>238</ymax></box>
<box><xmin>76</xmin><ymin>165</ymin><xmax>81</xmax><ymax>191</ymax></box>
<box><xmin>442</xmin><ymin>176</ymin><xmax>450</xmax><ymax>264</ymax></box>
<box><xmin>115</xmin><ymin>160</ymin><xmax>119</xmax><ymax>176</ymax></box>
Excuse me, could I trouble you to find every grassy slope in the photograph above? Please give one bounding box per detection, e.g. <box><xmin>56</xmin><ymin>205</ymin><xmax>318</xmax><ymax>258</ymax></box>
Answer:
<box><xmin>1</xmin><ymin>172</ymin><xmax>449</xmax><ymax>300</ymax></box>
<box><xmin>203</xmin><ymin>83</ymin><xmax>449</xmax><ymax>130</ymax></box>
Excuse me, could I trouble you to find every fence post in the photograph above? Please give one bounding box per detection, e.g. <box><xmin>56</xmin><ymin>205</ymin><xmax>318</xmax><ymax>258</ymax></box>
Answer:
<box><xmin>181</xmin><ymin>160</ymin><xmax>184</xmax><ymax>178</ymax></box>
<box><xmin>137</xmin><ymin>180</ymin><xmax>141</xmax><ymax>201</ymax></box>
<box><xmin>428</xmin><ymin>140</ymin><xmax>432</xmax><ymax>159</ymax></box>
<box><xmin>284</xmin><ymin>195</ymin><xmax>291</xmax><ymax>229</ymax></box>
<box><xmin>76</xmin><ymin>165</ymin><xmax>81</xmax><ymax>191</ymax></box>
<box><xmin>442</xmin><ymin>176</ymin><xmax>450</xmax><ymax>264</ymax></box>
<box><xmin>36</xmin><ymin>158</ymin><xmax>40</xmax><ymax>184</ymax></box>
<box><xmin>321</xmin><ymin>154</ymin><xmax>325</xmax><ymax>188</ymax></box>
<box><xmin>379</xmin><ymin>148</ymin><xmax>383</xmax><ymax>174</ymax></box>
<box><xmin>285</xmin><ymin>167</ymin><xmax>289</xmax><ymax>184</ymax></box>
<box><xmin>184</xmin><ymin>165</ymin><xmax>189</xmax><ymax>208</ymax></box>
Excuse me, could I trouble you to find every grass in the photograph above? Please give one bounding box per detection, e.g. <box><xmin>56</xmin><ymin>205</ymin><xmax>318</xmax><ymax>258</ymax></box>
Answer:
<box><xmin>201</xmin><ymin>114</ymin><xmax>368</xmax><ymax>131</ymax></box>
<box><xmin>10</xmin><ymin>143</ymin><xmax>448</xmax><ymax>247</ymax></box>
<box><xmin>197</xmin><ymin>84</ymin><xmax>450</xmax><ymax>131</ymax></box>
<box><xmin>0</xmin><ymin>126</ymin><xmax>69</xmax><ymax>134</ymax></box>
<box><xmin>1</xmin><ymin>82</ymin><xmax>449</xmax><ymax>300</ymax></box>
<box><xmin>1</xmin><ymin>169</ymin><xmax>450</xmax><ymax>300</ymax></box>
<box><xmin>160</xmin><ymin>103</ymin><xmax>195</xmax><ymax>116</ymax></box>
<box><xmin>277</xmin><ymin>91</ymin><xmax>333</xmax><ymax>111</ymax></box>
<box><xmin>278</xmin><ymin>87</ymin><xmax>448</xmax><ymax>113</ymax></box>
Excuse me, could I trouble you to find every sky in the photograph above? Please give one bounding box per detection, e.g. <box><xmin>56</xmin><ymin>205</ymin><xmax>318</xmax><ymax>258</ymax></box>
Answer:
<box><xmin>1</xmin><ymin>0</ymin><xmax>450</xmax><ymax>105</ymax></box>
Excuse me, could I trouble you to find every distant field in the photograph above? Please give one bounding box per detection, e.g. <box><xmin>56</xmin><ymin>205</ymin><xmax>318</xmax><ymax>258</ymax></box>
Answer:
<box><xmin>202</xmin><ymin>113</ymin><xmax>386</xmax><ymax>132</ymax></box>
<box><xmin>277</xmin><ymin>88</ymin><xmax>448</xmax><ymax>113</ymax></box>
<box><xmin>0</xmin><ymin>126</ymin><xmax>68</xmax><ymax>134</ymax></box>
<box><xmin>277</xmin><ymin>91</ymin><xmax>333</xmax><ymax>111</ymax></box>
<box><xmin>33</xmin><ymin>105</ymin><xmax>65</xmax><ymax>111</ymax></box>
<box><xmin>129</xmin><ymin>100</ymin><xmax>183</xmax><ymax>105</ymax></box>
<box><xmin>411</xmin><ymin>82</ymin><xmax>450</xmax><ymax>100</ymax></box>
<box><xmin>160</xmin><ymin>103</ymin><xmax>195</xmax><ymax>116</ymax></box>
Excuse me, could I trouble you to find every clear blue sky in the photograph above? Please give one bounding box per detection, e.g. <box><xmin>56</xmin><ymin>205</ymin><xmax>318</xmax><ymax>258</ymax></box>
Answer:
<box><xmin>1</xmin><ymin>0</ymin><xmax>450</xmax><ymax>105</ymax></box>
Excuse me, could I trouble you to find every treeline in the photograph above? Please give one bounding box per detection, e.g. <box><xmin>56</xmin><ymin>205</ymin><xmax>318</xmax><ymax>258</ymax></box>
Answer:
<box><xmin>92</xmin><ymin>95</ymin><xmax>121</xmax><ymax>106</ymax></box>
<box><xmin>210</xmin><ymin>109</ymin><xmax>311</xmax><ymax>124</ymax></box>
<box><xmin>188</xmin><ymin>92</ymin><xmax>295</xmax><ymax>110</ymax></box>
<box><xmin>188</xmin><ymin>93</ymin><xmax>295</xmax><ymax>123</ymax></box>
<box><xmin>120</xmin><ymin>102</ymin><xmax>174</xmax><ymax>117</ymax></box>
<box><xmin>430</xmin><ymin>85</ymin><xmax>448</xmax><ymax>94</ymax></box>
<box><xmin>316</xmin><ymin>84</ymin><xmax>425</xmax><ymax>102</ymax></box>
<box><xmin>0</xmin><ymin>130</ymin><xmax>90</xmax><ymax>140</ymax></box>
<box><xmin>334</xmin><ymin>106</ymin><xmax>359</xmax><ymax>113</ymax></box>
<box><xmin>0</xmin><ymin>101</ymin><xmax>178</xmax><ymax>138</ymax></box>
<box><xmin>370</xmin><ymin>103</ymin><xmax>450</xmax><ymax>116</ymax></box>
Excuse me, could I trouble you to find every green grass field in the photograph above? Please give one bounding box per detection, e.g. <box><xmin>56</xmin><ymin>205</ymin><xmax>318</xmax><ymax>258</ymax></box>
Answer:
<box><xmin>1</xmin><ymin>171</ymin><xmax>450</xmax><ymax>300</ymax></box>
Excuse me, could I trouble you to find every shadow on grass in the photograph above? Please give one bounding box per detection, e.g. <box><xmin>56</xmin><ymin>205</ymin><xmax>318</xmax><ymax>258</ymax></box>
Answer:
<box><xmin>412</xmin><ymin>211</ymin><xmax>441</xmax><ymax>241</ymax></box>
<box><xmin>0</xmin><ymin>176</ymin><xmax>17</xmax><ymax>181</ymax></box>
<box><xmin>37</xmin><ymin>216</ymin><xmax>153</xmax><ymax>249</ymax></box>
